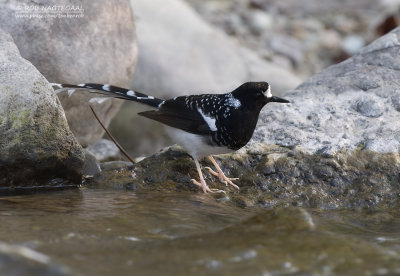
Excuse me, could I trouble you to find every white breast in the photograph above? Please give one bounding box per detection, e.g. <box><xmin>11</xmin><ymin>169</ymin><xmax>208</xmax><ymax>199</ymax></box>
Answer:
<box><xmin>165</xmin><ymin>127</ymin><xmax>233</xmax><ymax>159</ymax></box>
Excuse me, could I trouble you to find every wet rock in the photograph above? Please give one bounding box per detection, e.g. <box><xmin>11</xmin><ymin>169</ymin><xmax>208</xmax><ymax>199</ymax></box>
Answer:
<box><xmin>0</xmin><ymin>29</ymin><xmax>84</xmax><ymax>188</ymax></box>
<box><xmin>88</xmin><ymin>144</ymin><xmax>400</xmax><ymax>209</ymax></box>
<box><xmin>83</xmin><ymin>150</ymin><xmax>101</xmax><ymax>177</ymax></box>
<box><xmin>86</xmin><ymin>139</ymin><xmax>121</xmax><ymax>162</ymax></box>
<box><xmin>253</xmin><ymin>27</ymin><xmax>400</xmax><ymax>154</ymax></box>
<box><xmin>100</xmin><ymin>161</ymin><xmax>133</xmax><ymax>171</ymax></box>
<box><xmin>0</xmin><ymin>242</ymin><xmax>72</xmax><ymax>276</ymax></box>
<box><xmin>0</xmin><ymin>0</ymin><xmax>138</xmax><ymax>146</ymax></box>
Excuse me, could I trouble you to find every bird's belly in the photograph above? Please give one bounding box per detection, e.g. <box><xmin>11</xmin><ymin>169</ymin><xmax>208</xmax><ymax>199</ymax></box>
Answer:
<box><xmin>165</xmin><ymin>127</ymin><xmax>233</xmax><ymax>158</ymax></box>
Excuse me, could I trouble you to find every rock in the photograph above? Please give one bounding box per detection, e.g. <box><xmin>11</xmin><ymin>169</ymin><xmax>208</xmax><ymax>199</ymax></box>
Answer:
<box><xmin>82</xmin><ymin>150</ymin><xmax>101</xmax><ymax>177</ymax></box>
<box><xmin>341</xmin><ymin>35</ymin><xmax>366</xmax><ymax>55</ymax></box>
<box><xmin>88</xmin><ymin>144</ymin><xmax>400</xmax><ymax>209</ymax></box>
<box><xmin>0</xmin><ymin>241</ymin><xmax>72</xmax><ymax>276</ymax></box>
<box><xmin>268</xmin><ymin>35</ymin><xmax>304</xmax><ymax>67</ymax></box>
<box><xmin>129</xmin><ymin>0</ymin><xmax>301</xmax><ymax>97</ymax></box>
<box><xmin>392</xmin><ymin>91</ymin><xmax>400</xmax><ymax>112</ymax></box>
<box><xmin>352</xmin><ymin>96</ymin><xmax>384</xmax><ymax>118</ymax></box>
<box><xmin>0</xmin><ymin>29</ymin><xmax>84</xmax><ymax>188</ymax></box>
<box><xmin>246</xmin><ymin>10</ymin><xmax>273</xmax><ymax>34</ymax></box>
<box><xmin>0</xmin><ymin>0</ymin><xmax>138</xmax><ymax>146</ymax></box>
<box><xmin>100</xmin><ymin>161</ymin><xmax>134</xmax><ymax>171</ymax></box>
<box><xmin>253</xmin><ymin>27</ymin><xmax>400</xmax><ymax>153</ymax></box>
<box><xmin>86</xmin><ymin>139</ymin><xmax>121</xmax><ymax>162</ymax></box>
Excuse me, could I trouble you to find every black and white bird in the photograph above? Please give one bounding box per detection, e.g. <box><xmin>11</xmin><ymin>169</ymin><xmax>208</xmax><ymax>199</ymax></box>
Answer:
<box><xmin>52</xmin><ymin>82</ymin><xmax>289</xmax><ymax>193</ymax></box>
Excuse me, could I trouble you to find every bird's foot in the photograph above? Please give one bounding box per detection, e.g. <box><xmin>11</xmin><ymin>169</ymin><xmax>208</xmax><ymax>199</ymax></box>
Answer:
<box><xmin>190</xmin><ymin>179</ymin><xmax>226</xmax><ymax>194</ymax></box>
<box><xmin>205</xmin><ymin>167</ymin><xmax>240</xmax><ymax>190</ymax></box>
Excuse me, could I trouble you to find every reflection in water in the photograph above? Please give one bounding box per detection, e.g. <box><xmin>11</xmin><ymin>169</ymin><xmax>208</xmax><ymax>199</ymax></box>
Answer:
<box><xmin>1</xmin><ymin>188</ymin><xmax>400</xmax><ymax>275</ymax></box>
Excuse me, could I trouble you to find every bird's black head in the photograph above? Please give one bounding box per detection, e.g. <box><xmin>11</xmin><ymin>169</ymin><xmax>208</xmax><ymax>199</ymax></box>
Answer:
<box><xmin>232</xmin><ymin>82</ymin><xmax>290</xmax><ymax>109</ymax></box>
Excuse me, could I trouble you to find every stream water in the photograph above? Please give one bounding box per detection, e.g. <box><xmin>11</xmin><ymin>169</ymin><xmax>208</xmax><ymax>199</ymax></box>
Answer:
<box><xmin>1</xmin><ymin>187</ymin><xmax>400</xmax><ymax>275</ymax></box>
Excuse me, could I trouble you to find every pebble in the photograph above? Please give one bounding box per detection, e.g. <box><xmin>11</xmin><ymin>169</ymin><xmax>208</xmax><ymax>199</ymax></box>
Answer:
<box><xmin>341</xmin><ymin>35</ymin><xmax>366</xmax><ymax>55</ymax></box>
<box><xmin>247</xmin><ymin>10</ymin><xmax>273</xmax><ymax>34</ymax></box>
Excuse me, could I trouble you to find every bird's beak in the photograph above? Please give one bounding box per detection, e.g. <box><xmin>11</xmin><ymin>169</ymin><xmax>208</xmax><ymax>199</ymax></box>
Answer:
<box><xmin>270</xmin><ymin>96</ymin><xmax>290</xmax><ymax>103</ymax></box>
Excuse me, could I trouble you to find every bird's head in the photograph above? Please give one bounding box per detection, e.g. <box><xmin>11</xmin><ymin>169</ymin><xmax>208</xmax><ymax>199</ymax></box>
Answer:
<box><xmin>232</xmin><ymin>82</ymin><xmax>290</xmax><ymax>109</ymax></box>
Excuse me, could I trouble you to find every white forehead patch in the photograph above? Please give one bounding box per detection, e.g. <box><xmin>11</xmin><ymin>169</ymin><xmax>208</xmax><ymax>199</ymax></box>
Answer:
<box><xmin>264</xmin><ymin>85</ymin><xmax>272</xmax><ymax>98</ymax></box>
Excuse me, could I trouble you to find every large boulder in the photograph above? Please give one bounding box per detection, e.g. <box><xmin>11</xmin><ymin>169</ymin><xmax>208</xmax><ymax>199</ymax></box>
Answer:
<box><xmin>252</xmin><ymin>27</ymin><xmax>400</xmax><ymax>154</ymax></box>
<box><xmin>0</xmin><ymin>0</ymin><xmax>138</xmax><ymax>146</ymax></box>
<box><xmin>0</xmin><ymin>29</ymin><xmax>84</xmax><ymax>188</ymax></box>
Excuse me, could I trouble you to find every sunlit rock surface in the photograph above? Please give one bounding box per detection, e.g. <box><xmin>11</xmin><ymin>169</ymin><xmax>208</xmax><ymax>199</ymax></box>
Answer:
<box><xmin>0</xmin><ymin>29</ymin><xmax>84</xmax><ymax>188</ymax></box>
<box><xmin>253</xmin><ymin>27</ymin><xmax>400</xmax><ymax>154</ymax></box>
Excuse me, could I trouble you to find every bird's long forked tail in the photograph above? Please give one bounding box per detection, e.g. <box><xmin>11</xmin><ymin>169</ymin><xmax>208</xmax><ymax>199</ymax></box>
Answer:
<box><xmin>51</xmin><ymin>83</ymin><xmax>165</xmax><ymax>108</ymax></box>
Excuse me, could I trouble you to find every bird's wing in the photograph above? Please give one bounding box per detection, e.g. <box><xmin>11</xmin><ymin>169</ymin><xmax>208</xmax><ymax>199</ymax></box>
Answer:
<box><xmin>138</xmin><ymin>97</ymin><xmax>212</xmax><ymax>135</ymax></box>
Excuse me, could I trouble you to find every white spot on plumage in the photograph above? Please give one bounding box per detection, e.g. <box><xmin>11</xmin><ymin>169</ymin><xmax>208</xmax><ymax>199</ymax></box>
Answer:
<box><xmin>148</xmin><ymin>96</ymin><xmax>155</xmax><ymax>99</ymax></box>
<box><xmin>127</xmin><ymin>90</ymin><xmax>135</xmax><ymax>96</ymax></box>
<box><xmin>102</xmin><ymin>84</ymin><xmax>110</xmax><ymax>91</ymax></box>
<box><xmin>77</xmin><ymin>84</ymin><xmax>85</xmax><ymax>87</ymax></box>
<box><xmin>226</xmin><ymin>93</ymin><xmax>241</xmax><ymax>108</ymax></box>
<box><xmin>197</xmin><ymin>108</ymin><xmax>217</xmax><ymax>131</ymax></box>
<box><xmin>158</xmin><ymin>101</ymin><xmax>165</xmax><ymax>108</ymax></box>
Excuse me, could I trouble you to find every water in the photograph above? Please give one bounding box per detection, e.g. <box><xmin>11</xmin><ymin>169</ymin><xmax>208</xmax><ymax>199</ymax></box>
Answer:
<box><xmin>1</xmin><ymin>187</ymin><xmax>400</xmax><ymax>275</ymax></box>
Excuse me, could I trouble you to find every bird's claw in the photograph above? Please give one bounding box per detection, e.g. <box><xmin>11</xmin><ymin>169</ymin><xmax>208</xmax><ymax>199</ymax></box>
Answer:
<box><xmin>190</xmin><ymin>179</ymin><xmax>226</xmax><ymax>194</ymax></box>
<box><xmin>205</xmin><ymin>167</ymin><xmax>240</xmax><ymax>190</ymax></box>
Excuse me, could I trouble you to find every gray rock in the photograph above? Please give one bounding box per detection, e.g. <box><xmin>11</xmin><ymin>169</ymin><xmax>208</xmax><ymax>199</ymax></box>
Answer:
<box><xmin>352</xmin><ymin>96</ymin><xmax>384</xmax><ymax>118</ymax></box>
<box><xmin>90</xmin><ymin>144</ymin><xmax>400</xmax><ymax>209</ymax></box>
<box><xmin>100</xmin><ymin>161</ymin><xmax>134</xmax><ymax>171</ymax></box>
<box><xmin>129</xmin><ymin>0</ymin><xmax>301</xmax><ymax>97</ymax></box>
<box><xmin>268</xmin><ymin>35</ymin><xmax>304</xmax><ymax>67</ymax></box>
<box><xmin>246</xmin><ymin>10</ymin><xmax>273</xmax><ymax>34</ymax></box>
<box><xmin>0</xmin><ymin>29</ymin><xmax>84</xmax><ymax>187</ymax></box>
<box><xmin>86</xmin><ymin>139</ymin><xmax>120</xmax><ymax>162</ymax></box>
<box><xmin>392</xmin><ymin>91</ymin><xmax>400</xmax><ymax>111</ymax></box>
<box><xmin>82</xmin><ymin>150</ymin><xmax>101</xmax><ymax>177</ymax></box>
<box><xmin>0</xmin><ymin>0</ymin><xmax>138</xmax><ymax>146</ymax></box>
<box><xmin>252</xmin><ymin>27</ymin><xmax>400</xmax><ymax>153</ymax></box>
<box><xmin>0</xmin><ymin>241</ymin><xmax>72</xmax><ymax>276</ymax></box>
<box><xmin>341</xmin><ymin>35</ymin><xmax>366</xmax><ymax>55</ymax></box>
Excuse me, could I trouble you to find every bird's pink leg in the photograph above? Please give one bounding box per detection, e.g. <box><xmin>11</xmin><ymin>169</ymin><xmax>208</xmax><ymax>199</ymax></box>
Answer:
<box><xmin>205</xmin><ymin>156</ymin><xmax>240</xmax><ymax>190</ymax></box>
<box><xmin>191</xmin><ymin>157</ymin><xmax>225</xmax><ymax>194</ymax></box>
